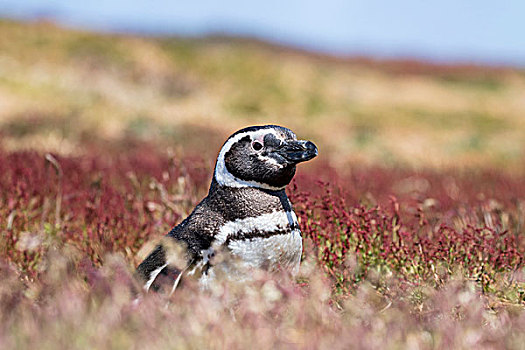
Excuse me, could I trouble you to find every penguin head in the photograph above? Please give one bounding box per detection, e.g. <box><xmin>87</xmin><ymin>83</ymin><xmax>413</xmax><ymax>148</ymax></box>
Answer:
<box><xmin>214</xmin><ymin>125</ymin><xmax>318</xmax><ymax>191</ymax></box>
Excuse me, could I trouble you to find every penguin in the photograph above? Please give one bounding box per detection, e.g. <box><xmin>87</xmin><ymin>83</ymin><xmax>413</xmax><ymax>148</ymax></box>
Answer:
<box><xmin>136</xmin><ymin>125</ymin><xmax>318</xmax><ymax>293</ymax></box>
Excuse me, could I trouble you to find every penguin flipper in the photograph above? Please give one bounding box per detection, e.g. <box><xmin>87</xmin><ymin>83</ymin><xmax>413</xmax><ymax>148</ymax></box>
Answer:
<box><xmin>137</xmin><ymin>244</ymin><xmax>184</xmax><ymax>293</ymax></box>
<box><xmin>148</xmin><ymin>265</ymin><xmax>183</xmax><ymax>293</ymax></box>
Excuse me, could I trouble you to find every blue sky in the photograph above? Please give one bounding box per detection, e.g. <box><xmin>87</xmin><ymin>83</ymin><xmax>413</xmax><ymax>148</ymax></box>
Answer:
<box><xmin>1</xmin><ymin>0</ymin><xmax>524</xmax><ymax>66</ymax></box>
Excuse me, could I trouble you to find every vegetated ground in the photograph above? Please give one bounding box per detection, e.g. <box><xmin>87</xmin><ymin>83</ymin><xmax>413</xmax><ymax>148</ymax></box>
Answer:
<box><xmin>0</xmin><ymin>19</ymin><xmax>524</xmax><ymax>349</ymax></box>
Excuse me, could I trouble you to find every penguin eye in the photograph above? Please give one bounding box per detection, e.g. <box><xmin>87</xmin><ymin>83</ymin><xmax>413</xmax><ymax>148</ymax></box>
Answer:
<box><xmin>252</xmin><ymin>141</ymin><xmax>263</xmax><ymax>151</ymax></box>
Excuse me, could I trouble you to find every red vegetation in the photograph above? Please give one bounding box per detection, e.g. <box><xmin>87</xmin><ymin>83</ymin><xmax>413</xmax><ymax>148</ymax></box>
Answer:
<box><xmin>291</xmin><ymin>164</ymin><xmax>523</xmax><ymax>296</ymax></box>
<box><xmin>0</xmin><ymin>149</ymin><xmax>523</xmax><ymax>303</ymax></box>
<box><xmin>0</xmin><ymin>149</ymin><xmax>209</xmax><ymax>277</ymax></box>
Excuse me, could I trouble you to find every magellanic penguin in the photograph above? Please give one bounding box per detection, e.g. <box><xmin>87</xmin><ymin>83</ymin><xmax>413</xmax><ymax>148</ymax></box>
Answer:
<box><xmin>136</xmin><ymin>125</ymin><xmax>318</xmax><ymax>293</ymax></box>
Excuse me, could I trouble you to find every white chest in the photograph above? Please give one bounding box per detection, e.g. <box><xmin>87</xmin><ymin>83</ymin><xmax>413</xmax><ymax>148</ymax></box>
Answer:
<box><xmin>227</xmin><ymin>228</ymin><xmax>302</xmax><ymax>272</ymax></box>
<box><xmin>218</xmin><ymin>210</ymin><xmax>302</xmax><ymax>268</ymax></box>
<box><xmin>198</xmin><ymin>210</ymin><xmax>302</xmax><ymax>287</ymax></box>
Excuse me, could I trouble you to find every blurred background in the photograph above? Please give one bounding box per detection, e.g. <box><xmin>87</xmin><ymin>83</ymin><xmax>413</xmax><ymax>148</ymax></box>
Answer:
<box><xmin>1</xmin><ymin>0</ymin><xmax>525</xmax><ymax>170</ymax></box>
<box><xmin>2</xmin><ymin>4</ymin><xmax>525</xmax><ymax>347</ymax></box>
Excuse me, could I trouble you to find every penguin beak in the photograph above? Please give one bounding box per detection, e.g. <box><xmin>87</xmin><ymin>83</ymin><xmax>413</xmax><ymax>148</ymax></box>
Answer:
<box><xmin>276</xmin><ymin>140</ymin><xmax>318</xmax><ymax>164</ymax></box>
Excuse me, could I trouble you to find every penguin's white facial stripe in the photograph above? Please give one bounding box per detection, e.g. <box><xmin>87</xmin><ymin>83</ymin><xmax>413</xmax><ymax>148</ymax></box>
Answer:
<box><xmin>215</xmin><ymin>129</ymin><xmax>287</xmax><ymax>190</ymax></box>
<box><xmin>214</xmin><ymin>210</ymin><xmax>299</xmax><ymax>246</ymax></box>
<box><xmin>258</xmin><ymin>154</ymin><xmax>284</xmax><ymax>168</ymax></box>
